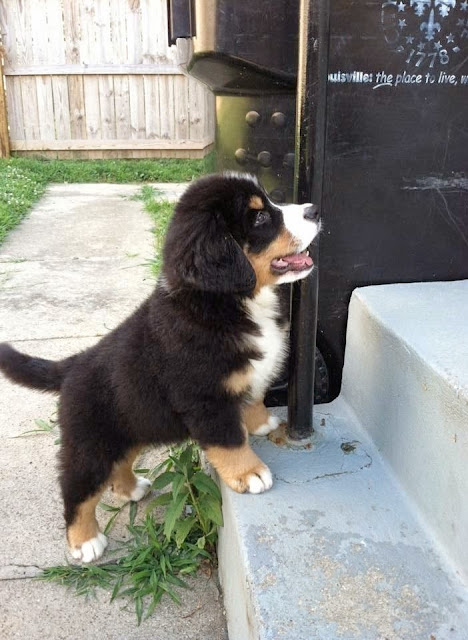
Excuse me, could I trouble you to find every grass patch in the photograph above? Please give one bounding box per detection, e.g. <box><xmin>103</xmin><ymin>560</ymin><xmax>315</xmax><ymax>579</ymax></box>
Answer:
<box><xmin>134</xmin><ymin>185</ymin><xmax>175</xmax><ymax>277</ymax></box>
<box><xmin>0</xmin><ymin>153</ymin><xmax>214</xmax><ymax>246</ymax></box>
<box><xmin>40</xmin><ymin>442</ymin><xmax>222</xmax><ymax>624</ymax></box>
<box><xmin>3</xmin><ymin>154</ymin><xmax>214</xmax><ymax>184</ymax></box>
<box><xmin>0</xmin><ymin>164</ymin><xmax>47</xmax><ymax>244</ymax></box>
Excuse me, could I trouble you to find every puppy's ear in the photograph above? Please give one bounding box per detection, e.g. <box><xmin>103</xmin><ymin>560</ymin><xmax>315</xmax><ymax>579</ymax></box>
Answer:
<box><xmin>164</xmin><ymin>212</ymin><xmax>256</xmax><ymax>294</ymax></box>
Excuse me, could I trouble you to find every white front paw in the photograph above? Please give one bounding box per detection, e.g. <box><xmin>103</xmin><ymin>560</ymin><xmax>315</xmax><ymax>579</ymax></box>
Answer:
<box><xmin>70</xmin><ymin>532</ymin><xmax>108</xmax><ymax>563</ymax></box>
<box><xmin>129</xmin><ymin>476</ymin><xmax>151</xmax><ymax>502</ymax></box>
<box><xmin>246</xmin><ymin>467</ymin><xmax>273</xmax><ymax>494</ymax></box>
<box><xmin>253</xmin><ymin>415</ymin><xmax>280</xmax><ymax>436</ymax></box>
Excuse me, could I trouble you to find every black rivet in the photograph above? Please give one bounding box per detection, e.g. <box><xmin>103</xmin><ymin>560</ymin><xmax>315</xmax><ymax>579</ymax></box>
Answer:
<box><xmin>271</xmin><ymin>112</ymin><xmax>287</xmax><ymax>128</ymax></box>
<box><xmin>283</xmin><ymin>152</ymin><xmax>295</xmax><ymax>168</ymax></box>
<box><xmin>270</xmin><ymin>188</ymin><xmax>285</xmax><ymax>203</ymax></box>
<box><xmin>257</xmin><ymin>151</ymin><xmax>272</xmax><ymax>167</ymax></box>
<box><xmin>245</xmin><ymin>111</ymin><xmax>261</xmax><ymax>127</ymax></box>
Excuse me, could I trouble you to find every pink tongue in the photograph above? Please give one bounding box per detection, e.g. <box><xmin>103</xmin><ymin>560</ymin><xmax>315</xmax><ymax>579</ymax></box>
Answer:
<box><xmin>272</xmin><ymin>253</ymin><xmax>313</xmax><ymax>270</ymax></box>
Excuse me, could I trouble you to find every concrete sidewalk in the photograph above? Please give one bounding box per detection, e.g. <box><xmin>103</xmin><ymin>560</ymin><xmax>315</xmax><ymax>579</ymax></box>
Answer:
<box><xmin>0</xmin><ymin>184</ymin><xmax>227</xmax><ymax>640</ymax></box>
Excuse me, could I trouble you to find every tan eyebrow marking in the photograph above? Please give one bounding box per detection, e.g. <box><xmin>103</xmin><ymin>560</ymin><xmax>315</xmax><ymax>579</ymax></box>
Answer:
<box><xmin>249</xmin><ymin>195</ymin><xmax>264</xmax><ymax>210</ymax></box>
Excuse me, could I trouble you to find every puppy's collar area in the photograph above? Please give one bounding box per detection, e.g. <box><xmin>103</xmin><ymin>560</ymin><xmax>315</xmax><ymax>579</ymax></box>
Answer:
<box><xmin>271</xmin><ymin>250</ymin><xmax>313</xmax><ymax>274</ymax></box>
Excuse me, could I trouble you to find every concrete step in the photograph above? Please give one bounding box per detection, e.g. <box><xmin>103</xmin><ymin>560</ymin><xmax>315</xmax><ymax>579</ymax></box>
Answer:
<box><xmin>217</xmin><ymin>281</ymin><xmax>468</xmax><ymax>640</ymax></box>
<box><xmin>342</xmin><ymin>280</ymin><xmax>468</xmax><ymax>581</ymax></box>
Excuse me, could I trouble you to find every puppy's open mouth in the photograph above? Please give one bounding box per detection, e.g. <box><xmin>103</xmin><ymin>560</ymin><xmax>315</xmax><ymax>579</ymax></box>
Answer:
<box><xmin>271</xmin><ymin>251</ymin><xmax>313</xmax><ymax>274</ymax></box>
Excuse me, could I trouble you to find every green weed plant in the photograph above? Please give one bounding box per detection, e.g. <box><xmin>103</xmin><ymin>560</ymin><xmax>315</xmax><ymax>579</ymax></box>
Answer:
<box><xmin>40</xmin><ymin>442</ymin><xmax>222</xmax><ymax>624</ymax></box>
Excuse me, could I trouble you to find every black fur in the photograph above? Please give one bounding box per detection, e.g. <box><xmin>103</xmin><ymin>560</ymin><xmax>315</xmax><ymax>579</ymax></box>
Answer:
<box><xmin>0</xmin><ymin>343</ymin><xmax>76</xmax><ymax>391</ymax></box>
<box><xmin>0</xmin><ymin>173</ymin><xmax>288</xmax><ymax>530</ymax></box>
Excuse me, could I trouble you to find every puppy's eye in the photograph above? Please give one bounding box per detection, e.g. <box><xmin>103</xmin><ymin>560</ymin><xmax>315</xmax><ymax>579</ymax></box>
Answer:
<box><xmin>254</xmin><ymin>211</ymin><xmax>270</xmax><ymax>226</ymax></box>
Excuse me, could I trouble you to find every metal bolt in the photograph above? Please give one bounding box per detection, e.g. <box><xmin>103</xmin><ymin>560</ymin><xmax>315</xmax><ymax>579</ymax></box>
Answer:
<box><xmin>283</xmin><ymin>152</ymin><xmax>295</xmax><ymax>168</ymax></box>
<box><xmin>271</xmin><ymin>111</ymin><xmax>287</xmax><ymax>128</ymax></box>
<box><xmin>257</xmin><ymin>151</ymin><xmax>272</xmax><ymax>167</ymax></box>
<box><xmin>245</xmin><ymin>111</ymin><xmax>261</xmax><ymax>127</ymax></box>
<box><xmin>270</xmin><ymin>188</ymin><xmax>286</xmax><ymax>203</ymax></box>
<box><xmin>234</xmin><ymin>148</ymin><xmax>248</xmax><ymax>165</ymax></box>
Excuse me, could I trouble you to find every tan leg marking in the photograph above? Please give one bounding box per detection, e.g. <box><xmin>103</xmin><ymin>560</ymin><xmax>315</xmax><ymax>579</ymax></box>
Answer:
<box><xmin>243</xmin><ymin>401</ymin><xmax>281</xmax><ymax>436</ymax></box>
<box><xmin>111</xmin><ymin>446</ymin><xmax>141</xmax><ymax>498</ymax></box>
<box><xmin>243</xmin><ymin>402</ymin><xmax>270</xmax><ymax>434</ymax></box>
<box><xmin>111</xmin><ymin>446</ymin><xmax>151</xmax><ymax>502</ymax></box>
<box><xmin>246</xmin><ymin>228</ymin><xmax>298</xmax><ymax>292</ymax></box>
<box><xmin>205</xmin><ymin>433</ymin><xmax>273</xmax><ymax>494</ymax></box>
<box><xmin>67</xmin><ymin>490</ymin><xmax>103</xmax><ymax>551</ymax></box>
<box><xmin>223</xmin><ymin>364</ymin><xmax>253</xmax><ymax>396</ymax></box>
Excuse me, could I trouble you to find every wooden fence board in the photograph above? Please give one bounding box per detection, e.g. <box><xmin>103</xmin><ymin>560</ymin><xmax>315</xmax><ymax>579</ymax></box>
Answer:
<box><xmin>68</xmin><ymin>75</ymin><xmax>87</xmax><ymax>139</ymax></box>
<box><xmin>1</xmin><ymin>0</ymin><xmax>214</xmax><ymax>158</ymax></box>
<box><xmin>98</xmin><ymin>74</ymin><xmax>116</xmax><ymax>139</ymax></box>
<box><xmin>11</xmin><ymin>138</ymin><xmax>213</xmax><ymax>151</ymax></box>
<box><xmin>128</xmin><ymin>75</ymin><xmax>146</xmax><ymax>139</ymax></box>
<box><xmin>36</xmin><ymin>75</ymin><xmax>55</xmax><ymax>140</ymax></box>
<box><xmin>20</xmin><ymin>76</ymin><xmax>40</xmax><ymax>139</ymax></box>
<box><xmin>51</xmin><ymin>76</ymin><xmax>72</xmax><ymax>140</ymax></box>
<box><xmin>83</xmin><ymin>75</ymin><xmax>101</xmax><ymax>139</ymax></box>
<box><xmin>4</xmin><ymin>65</ymin><xmax>184</xmax><ymax>76</ymax></box>
<box><xmin>114</xmin><ymin>75</ymin><xmax>131</xmax><ymax>139</ymax></box>
<box><xmin>4</xmin><ymin>75</ymin><xmax>23</xmax><ymax>141</ymax></box>
<box><xmin>143</xmin><ymin>74</ymin><xmax>161</xmax><ymax>140</ymax></box>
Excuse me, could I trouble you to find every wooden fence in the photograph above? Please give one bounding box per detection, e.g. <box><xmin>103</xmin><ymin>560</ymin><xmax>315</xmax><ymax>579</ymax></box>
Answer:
<box><xmin>0</xmin><ymin>0</ymin><xmax>215</xmax><ymax>159</ymax></box>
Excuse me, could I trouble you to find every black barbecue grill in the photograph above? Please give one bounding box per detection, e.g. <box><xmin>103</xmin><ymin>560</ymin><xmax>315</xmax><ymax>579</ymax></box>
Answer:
<box><xmin>168</xmin><ymin>0</ymin><xmax>468</xmax><ymax>439</ymax></box>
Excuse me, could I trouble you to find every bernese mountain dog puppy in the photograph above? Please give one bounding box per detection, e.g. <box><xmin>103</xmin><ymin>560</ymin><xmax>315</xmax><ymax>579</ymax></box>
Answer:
<box><xmin>0</xmin><ymin>173</ymin><xmax>320</xmax><ymax>563</ymax></box>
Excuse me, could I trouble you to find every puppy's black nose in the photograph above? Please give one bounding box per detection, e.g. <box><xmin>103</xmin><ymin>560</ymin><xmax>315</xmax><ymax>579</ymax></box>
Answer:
<box><xmin>303</xmin><ymin>204</ymin><xmax>319</xmax><ymax>222</ymax></box>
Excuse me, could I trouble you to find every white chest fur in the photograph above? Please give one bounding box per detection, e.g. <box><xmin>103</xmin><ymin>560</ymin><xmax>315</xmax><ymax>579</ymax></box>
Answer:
<box><xmin>245</xmin><ymin>287</ymin><xmax>288</xmax><ymax>401</ymax></box>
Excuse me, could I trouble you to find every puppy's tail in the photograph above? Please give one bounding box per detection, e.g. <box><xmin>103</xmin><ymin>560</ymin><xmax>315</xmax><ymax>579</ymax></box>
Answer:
<box><xmin>0</xmin><ymin>343</ymin><xmax>75</xmax><ymax>392</ymax></box>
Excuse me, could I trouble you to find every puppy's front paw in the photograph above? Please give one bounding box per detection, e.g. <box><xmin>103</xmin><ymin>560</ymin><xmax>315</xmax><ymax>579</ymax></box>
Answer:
<box><xmin>70</xmin><ymin>532</ymin><xmax>108</xmax><ymax>563</ymax></box>
<box><xmin>253</xmin><ymin>415</ymin><xmax>280</xmax><ymax>436</ymax></box>
<box><xmin>129</xmin><ymin>477</ymin><xmax>151</xmax><ymax>502</ymax></box>
<box><xmin>233</xmin><ymin>465</ymin><xmax>273</xmax><ymax>494</ymax></box>
<box><xmin>113</xmin><ymin>476</ymin><xmax>151</xmax><ymax>502</ymax></box>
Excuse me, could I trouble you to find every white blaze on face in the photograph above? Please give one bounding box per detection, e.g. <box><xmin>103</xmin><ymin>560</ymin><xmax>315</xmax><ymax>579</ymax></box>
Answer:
<box><xmin>270</xmin><ymin>202</ymin><xmax>320</xmax><ymax>285</ymax></box>
<box><xmin>280</xmin><ymin>203</ymin><xmax>320</xmax><ymax>250</ymax></box>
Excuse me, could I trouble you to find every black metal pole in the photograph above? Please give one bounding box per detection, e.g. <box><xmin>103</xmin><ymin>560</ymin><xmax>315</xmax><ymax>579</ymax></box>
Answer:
<box><xmin>287</xmin><ymin>0</ymin><xmax>329</xmax><ymax>440</ymax></box>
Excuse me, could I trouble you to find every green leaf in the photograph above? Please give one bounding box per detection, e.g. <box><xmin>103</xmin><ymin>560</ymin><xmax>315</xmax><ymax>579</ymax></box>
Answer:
<box><xmin>178</xmin><ymin>444</ymin><xmax>194</xmax><ymax>469</ymax></box>
<box><xmin>163</xmin><ymin>492</ymin><xmax>188</xmax><ymax>540</ymax></box>
<box><xmin>159</xmin><ymin>554</ymin><xmax>167</xmax><ymax>578</ymax></box>
<box><xmin>145</xmin><ymin>590</ymin><xmax>163</xmax><ymax>620</ymax></box>
<box><xmin>145</xmin><ymin>492</ymin><xmax>172</xmax><ymax>513</ymax></box>
<box><xmin>191</xmin><ymin>470</ymin><xmax>221</xmax><ymax>500</ymax></box>
<box><xmin>160</xmin><ymin>581</ymin><xmax>181</xmax><ymax>604</ymax></box>
<box><xmin>34</xmin><ymin>419</ymin><xmax>53</xmax><ymax>431</ymax></box>
<box><xmin>174</xmin><ymin>517</ymin><xmax>196</xmax><ymax>548</ymax></box>
<box><xmin>99</xmin><ymin>502</ymin><xmax>122</xmax><ymax>513</ymax></box>
<box><xmin>179</xmin><ymin>563</ymin><xmax>199</xmax><ymax>575</ymax></box>
<box><xmin>135</xmin><ymin>596</ymin><xmax>143</xmax><ymax>626</ymax></box>
<box><xmin>197</xmin><ymin>535</ymin><xmax>206</xmax><ymax>549</ymax></box>
<box><xmin>103</xmin><ymin>510</ymin><xmax>120</xmax><ymax>535</ymax></box>
<box><xmin>151</xmin><ymin>471</ymin><xmax>176</xmax><ymax>491</ymax></box>
<box><xmin>199</xmin><ymin>494</ymin><xmax>223</xmax><ymax>527</ymax></box>
<box><xmin>129</xmin><ymin>501</ymin><xmax>138</xmax><ymax>527</ymax></box>
<box><xmin>171</xmin><ymin>473</ymin><xmax>185</xmax><ymax>499</ymax></box>
<box><xmin>165</xmin><ymin>573</ymin><xmax>188</xmax><ymax>588</ymax></box>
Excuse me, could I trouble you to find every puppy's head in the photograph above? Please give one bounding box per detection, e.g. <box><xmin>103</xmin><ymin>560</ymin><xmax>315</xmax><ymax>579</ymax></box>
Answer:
<box><xmin>163</xmin><ymin>173</ymin><xmax>320</xmax><ymax>295</ymax></box>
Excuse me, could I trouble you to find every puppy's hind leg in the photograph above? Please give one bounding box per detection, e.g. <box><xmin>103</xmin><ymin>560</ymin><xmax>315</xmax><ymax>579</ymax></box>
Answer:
<box><xmin>66</xmin><ymin>490</ymin><xmax>108</xmax><ymax>563</ymax></box>
<box><xmin>111</xmin><ymin>446</ymin><xmax>151</xmax><ymax>502</ymax></box>
<box><xmin>60</xmin><ymin>446</ymin><xmax>112</xmax><ymax>563</ymax></box>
